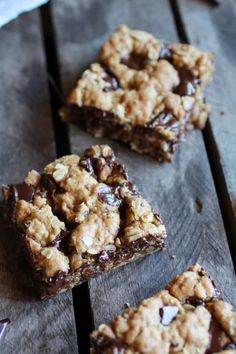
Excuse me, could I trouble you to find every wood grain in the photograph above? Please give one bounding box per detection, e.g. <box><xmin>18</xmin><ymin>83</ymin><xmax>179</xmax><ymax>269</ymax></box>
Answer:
<box><xmin>176</xmin><ymin>0</ymin><xmax>236</xmax><ymax>222</ymax></box>
<box><xmin>0</xmin><ymin>10</ymin><xmax>78</xmax><ymax>354</ymax></box>
<box><xmin>51</xmin><ymin>0</ymin><xmax>236</xmax><ymax>331</ymax></box>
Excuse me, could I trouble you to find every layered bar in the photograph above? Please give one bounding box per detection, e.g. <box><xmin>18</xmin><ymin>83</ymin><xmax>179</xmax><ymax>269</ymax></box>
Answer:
<box><xmin>2</xmin><ymin>145</ymin><xmax>166</xmax><ymax>298</ymax></box>
<box><xmin>61</xmin><ymin>25</ymin><xmax>214</xmax><ymax>162</ymax></box>
<box><xmin>91</xmin><ymin>265</ymin><xmax>236</xmax><ymax>353</ymax></box>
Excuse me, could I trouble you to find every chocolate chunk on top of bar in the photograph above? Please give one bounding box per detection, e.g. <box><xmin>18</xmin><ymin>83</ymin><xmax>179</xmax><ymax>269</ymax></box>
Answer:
<box><xmin>90</xmin><ymin>265</ymin><xmax>236</xmax><ymax>354</ymax></box>
<box><xmin>61</xmin><ymin>25</ymin><xmax>214</xmax><ymax>162</ymax></box>
<box><xmin>2</xmin><ymin>145</ymin><xmax>166</xmax><ymax>298</ymax></box>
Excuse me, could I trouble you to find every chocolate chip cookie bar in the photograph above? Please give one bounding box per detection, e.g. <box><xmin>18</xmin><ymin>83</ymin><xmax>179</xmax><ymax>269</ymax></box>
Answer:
<box><xmin>2</xmin><ymin>145</ymin><xmax>166</xmax><ymax>298</ymax></box>
<box><xmin>61</xmin><ymin>25</ymin><xmax>214</xmax><ymax>162</ymax></box>
<box><xmin>91</xmin><ymin>265</ymin><xmax>236</xmax><ymax>354</ymax></box>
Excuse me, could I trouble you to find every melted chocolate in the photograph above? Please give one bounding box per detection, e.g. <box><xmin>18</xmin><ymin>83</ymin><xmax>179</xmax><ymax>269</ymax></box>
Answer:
<box><xmin>11</xmin><ymin>183</ymin><xmax>35</xmax><ymax>203</ymax></box>
<box><xmin>224</xmin><ymin>343</ymin><xmax>236</xmax><ymax>349</ymax></box>
<box><xmin>97</xmin><ymin>185</ymin><xmax>121</xmax><ymax>207</ymax></box>
<box><xmin>159</xmin><ymin>306</ymin><xmax>178</xmax><ymax>326</ymax></box>
<box><xmin>206</xmin><ymin>318</ymin><xmax>228</xmax><ymax>353</ymax></box>
<box><xmin>174</xmin><ymin>67</ymin><xmax>200</xmax><ymax>96</ymax></box>
<box><xmin>148</xmin><ymin>110</ymin><xmax>180</xmax><ymax>132</ymax></box>
<box><xmin>46</xmin><ymin>271</ymin><xmax>67</xmax><ymax>296</ymax></box>
<box><xmin>0</xmin><ymin>319</ymin><xmax>10</xmax><ymax>341</ymax></box>
<box><xmin>159</xmin><ymin>44</ymin><xmax>173</xmax><ymax>60</ymax></box>
<box><xmin>103</xmin><ymin>71</ymin><xmax>120</xmax><ymax>92</ymax></box>
<box><xmin>41</xmin><ymin>174</ymin><xmax>64</xmax><ymax>194</ymax></box>
<box><xmin>185</xmin><ymin>296</ymin><xmax>205</xmax><ymax>307</ymax></box>
<box><xmin>48</xmin><ymin>229</ymin><xmax>68</xmax><ymax>251</ymax></box>
<box><xmin>121</xmin><ymin>52</ymin><xmax>147</xmax><ymax>70</ymax></box>
<box><xmin>5</xmin><ymin>182</ymin><xmax>35</xmax><ymax>220</ymax></box>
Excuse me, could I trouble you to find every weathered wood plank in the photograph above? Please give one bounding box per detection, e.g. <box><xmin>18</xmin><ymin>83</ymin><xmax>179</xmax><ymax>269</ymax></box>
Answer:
<box><xmin>176</xmin><ymin>0</ymin><xmax>236</xmax><ymax>223</ymax></box>
<box><xmin>51</xmin><ymin>0</ymin><xmax>236</xmax><ymax>331</ymax></box>
<box><xmin>0</xmin><ymin>10</ymin><xmax>78</xmax><ymax>353</ymax></box>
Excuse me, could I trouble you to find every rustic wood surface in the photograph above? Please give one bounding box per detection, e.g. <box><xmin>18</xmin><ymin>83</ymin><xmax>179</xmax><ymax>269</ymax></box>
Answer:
<box><xmin>0</xmin><ymin>0</ymin><xmax>235</xmax><ymax>353</ymax></box>
<box><xmin>0</xmin><ymin>10</ymin><xmax>78</xmax><ymax>354</ymax></box>
<box><xmin>176</xmin><ymin>0</ymin><xmax>236</xmax><ymax>248</ymax></box>
<box><xmin>51</xmin><ymin>0</ymin><xmax>236</xmax><ymax>331</ymax></box>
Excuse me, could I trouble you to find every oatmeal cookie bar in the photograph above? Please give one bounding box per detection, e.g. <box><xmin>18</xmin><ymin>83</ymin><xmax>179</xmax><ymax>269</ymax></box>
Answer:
<box><xmin>61</xmin><ymin>25</ymin><xmax>214</xmax><ymax>162</ymax></box>
<box><xmin>91</xmin><ymin>265</ymin><xmax>236</xmax><ymax>353</ymax></box>
<box><xmin>2</xmin><ymin>145</ymin><xmax>166</xmax><ymax>298</ymax></box>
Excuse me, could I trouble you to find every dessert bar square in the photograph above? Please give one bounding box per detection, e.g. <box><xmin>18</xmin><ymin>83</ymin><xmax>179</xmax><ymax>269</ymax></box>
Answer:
<box><xmin>91</xmin><ymin>265</ymin><xmax>236</xmax><ymax>353</ymax></box>
<box><xmin>61</xmin><ymin>25</ymin><xmax>214</xmax><ymax>162</ymax></box>
<box><xmin>2</xmin><ymin>145</ymin><xmax>166</xmax><ymax>298</ymax></box>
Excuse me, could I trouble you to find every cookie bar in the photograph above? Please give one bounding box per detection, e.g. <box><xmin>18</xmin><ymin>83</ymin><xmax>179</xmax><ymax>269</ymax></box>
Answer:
<box><xmin>2</xmin><ymin>145</ymin><xmax>166</xmax><ymax>299</ymax></box>
<box><xmin>91</xmin><ymin>265</ymin><xmax>236</xmax><ymax>354</ymax></box>
<box><xmin>0</xmin><ymin>319</ymin><xmax>10</xmax><ymax>342</ymax></box>
<box><xmin>61</xmin><ymin>25</ymin><xmax>214</xmax><ymax>162</ymax></box>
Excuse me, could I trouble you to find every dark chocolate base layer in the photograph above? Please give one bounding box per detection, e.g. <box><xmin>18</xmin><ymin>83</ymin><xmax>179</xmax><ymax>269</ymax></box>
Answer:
<box><xmin>61</xmin><ymin>105</ymin><xmax>187</xmax><ymax>162</ymax></box>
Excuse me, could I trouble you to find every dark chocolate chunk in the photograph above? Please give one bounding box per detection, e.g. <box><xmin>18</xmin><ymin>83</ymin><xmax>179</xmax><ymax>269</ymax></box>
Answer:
<box><xmin>97</xmin><ymin>185</ymin><xmax>121</xmax><ymax>207</ymax></box>
<box><xmin>48</xmin><ymin>229</ymin><xmax>68</xmax><ymax>250</ymax></box>
<box><xmin>185</xmin><ymin>296</ymin><xmax>205</xmax><ymax>307</ymax></box>
<box><xmin>159</xmin><ymin>44</ymin><xmax>173</xmax><ymax>60</ymax></box>
<box><xmin>0</xmin><ymin>319</ymin><xmax>10</xmax><ymax>341</ymax></box>
<box><xmin>103</xmin><ymin>71</ymin><xmax>120</xmax><ymax>92</ymax></box>
<box><xmin>148</xmin><ymin>111</ymin><xmax>180</xmax><ymax>132</ymax></box>
<box><xmin>174</xmin><ymin>67</ymin><xmax>200</xmax><ymax>96</ymax></box>
<box><xmin>46</xmin><ymin>270</ymin><xmax>67</xmax><ymax>296</ymax></box>
<box><xmin>121</xmin><ymin>52</ymin><xmax>148</xmax><ymax>70</ymax></box>
<box><xmin>41</xmin><ymin>174</ymin><xmax>64</xmax><ymax>194</ymax></box>
<box><xmin>159</xmin><ymin>306</ymin><xmax>178</xmax><ymax>326</ymax></box>
<box><xmin>224</xmin><ymin>343</ymin><xmax>236</xmax><ymax>349</ymax></box>
<box><xmin>11</xmin><ymin>183</ymin><xmax>35</xmax><ymax>203</ymax></box>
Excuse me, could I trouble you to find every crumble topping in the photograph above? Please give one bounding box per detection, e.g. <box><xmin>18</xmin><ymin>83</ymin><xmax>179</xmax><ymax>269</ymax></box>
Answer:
<box><xmin>91</xmin><ymin>265</ymin><xmax>236</xmax><ymax>354</ymax></box>
<box><xmin>4</xmin><ymin>145</ymin><xmax>166</xmax><ymax>284</ymax></box>
<box><xmin>14</xmin><ymin>196</ymin><xmax>65</xmax><ymax>247</ymax></box>
<box><xmin>62</xmin><ymin>26</ymin><xmax>214</xmax><ymax>162</ymax></box>
<box><xmin>66</xmin><ymin>25</ymin><xmax>213</xmax><ymax>128</ymax></box>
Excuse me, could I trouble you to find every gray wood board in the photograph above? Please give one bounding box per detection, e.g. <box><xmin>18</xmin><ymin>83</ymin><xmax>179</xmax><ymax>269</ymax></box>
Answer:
<box><xmin>177</xmin><ymin>0</ymin><xmax>236</xmax><ymax>220</ymax></box>
<box><xmin>0</xmin><ymin>10</ymin><xmax>78</xmax><ymax>354</ymax></box>
<box><xmin>51</xmin><ymin>0</ymin><xmax>236</xmax><ymax>328</ymax></box>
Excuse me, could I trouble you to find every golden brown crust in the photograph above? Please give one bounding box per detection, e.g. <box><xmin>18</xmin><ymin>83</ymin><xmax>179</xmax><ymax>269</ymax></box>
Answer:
<box><xmin>91</xmin><ymin>265</ymin><xmax>236</xmax><ymax>354</ymax></box>
<box><xmin>3</xmin><ymin>145</ymin><xmax>166</xmax><ymax>295</ymax></box>
<box><xmin>62</xmin><ymin>26</ymin><xmax>214</xmax><ymax>161</ymax></box>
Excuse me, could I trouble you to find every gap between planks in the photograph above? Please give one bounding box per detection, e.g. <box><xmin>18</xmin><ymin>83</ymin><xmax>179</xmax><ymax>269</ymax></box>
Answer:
<box><xmin>39</xmin><ymin>3</ymin><xmax>94</xmax><ymax>353</ymax></box>
<box><xmin>169</xmin><ymin>0</ymin><xmax>236</xmax><ymax>270</ymax></box>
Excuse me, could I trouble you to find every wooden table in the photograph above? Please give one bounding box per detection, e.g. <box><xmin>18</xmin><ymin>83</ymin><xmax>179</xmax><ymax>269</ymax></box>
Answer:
<box><xmin>0</xmin><ymin>0</ymin><xmax>235</xmax><ymax>352</ymax></box>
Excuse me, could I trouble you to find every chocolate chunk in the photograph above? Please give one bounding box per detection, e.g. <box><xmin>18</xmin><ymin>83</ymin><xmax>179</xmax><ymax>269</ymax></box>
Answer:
<box><xmin>159</xmin><ymin>306</ymin><xmax>178</xmax><ymax>326</ymax></box>
<box><xmin>103</xmin><ymin>71</ymin><xmax>120</xmax><ymax>92</ymax></box>
<box><xmin>174</xmin><ymin>67</ymin><xmax>200</xmax><ymax>96</ymax></box>
<box><xmin>46</xmin><ymin>271</ymin><xmax>67</xmax><ymax>296</ymax></box>
<box><xmin>41</xmin><ymin>174</ymin><xmax>64</xmax><ymax>194</ymax></box>
<box><xmin>121</xmin><ymin>52</ymin><xmax>148</xmax><ymax>70</ymax></box>
<box><xmin>97</xmin><ymin>185</ymin><xmax>121</xmax><ymax>207</ymax></box>
<box><xmin>148</xmin><ymin>111</ymin><xmax>180</xmax><ymax>132</ymax></box>
<box><xmin>12</xmin><ymin>183</ymin><xmax>35</xmax><ymax>202</ymax></box>
<box><xmin>5</xmin><ymin>183</ymin><xmax>35</xmax><ymax>219</ymax></box>
<box><xmin>224</xmin><ymin>343</ymin><xmax>236</xmax><ymax>349</ymax></box>
<box><xmin>79</xmin><ymin>158</ymin><xmax>96</xmax><ymax>177</ymax></box>
<box><xmin>0</xmin><ymin>319</ymin><xmax>10</xmax><ymax>341</ymax></box>
<box><xmin>48</xmin><ymin>229</ymin><xmax>68</xmax><ymax>250</ymax></box>
<box><xmin>185</xmin><ymin>296</ymin><xmax>205</xmax><ymax>307</ymax></box>
<box><xmin>206</xmin><ymin>318</ymin><xmax>228</xmax><ymax>354</ymax></box>
<box><xmin>159</xmin><ymin>44</ymin><xmax>173</xmax><ymax>60</ymax></box>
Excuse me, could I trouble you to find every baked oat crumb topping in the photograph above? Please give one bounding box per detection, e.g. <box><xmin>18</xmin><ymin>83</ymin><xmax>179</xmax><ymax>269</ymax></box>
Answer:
<box><xmin>91</xmin><ymin>265</ymin><xmax>236</xmax><ymax>354</ymax></box>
